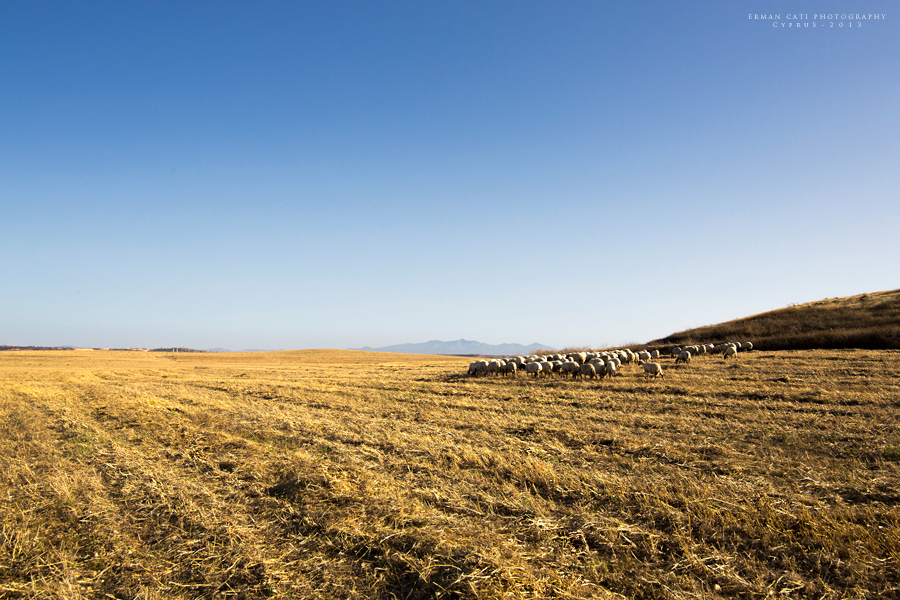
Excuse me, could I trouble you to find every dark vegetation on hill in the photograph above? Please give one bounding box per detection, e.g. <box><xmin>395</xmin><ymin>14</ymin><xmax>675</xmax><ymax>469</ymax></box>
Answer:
<box><xmin>649</xmin><ymin>289</ymin><xmax>900</xmax><ymax>351</ymax></box>
<box><xmin>0</xmin><ymin>345</ymin><xmax>76</xmax><ymax>351</ymax></box>
<box><xmin>149</xmin><ymin>347</ymin><xmax>208</xmax><ymax>353</ymax></box>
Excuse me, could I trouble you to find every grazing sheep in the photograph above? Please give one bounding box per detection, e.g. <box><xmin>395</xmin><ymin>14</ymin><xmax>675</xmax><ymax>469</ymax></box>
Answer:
<box><xmin>525</xmin><ymin>362</ymin><xmax>543</xmax><ymax>377</ymax></box>
<box><xmin>675</xmin><ymin>350</ymin><xmax>692</xmax><ymax>364</ymax></box>
<box><xmin>637</xmin><ymin>350</ymin><xmax>651</xmax><ymax>362</ymax></box>
<box><xmin>578</xmin><ymin>363</ymin><xmax>597</xmax><ymax>380</ymax></box>
<box><xmin>741</xmin><ymin>341</ymin><xmax>753</xmax><ymax>351</ymax></box>
<box><xmin>639</xmin><ymin>361</ymin><xmax>664</xmax><ymax>378</ymax></box>
<box><xmin>561</xmin><ymin>361</ymin><xmax>580</xmax><ymax>378</ymax></box>
<box><xmin>604</xmin><ymin>361</ymin><xmax>617</xmax><ymax>378</ymax></box>
<box><xmin>469</xmin><ymin>360</ymin><xmax>489</xmax><ymax>376</ymax></box>
<box><xmin>651</xmin><ymin>349</ymin><xmax>660</xmax><ymax>359</ymax></box>
<box><xmin>723</xmin><ymin>346</ymin><xmax>738</xmax><ymax>360</ymax></box>
<box><xmin>503</xmin><ymin>362</ymin><xmax>518</xmax><ymax>377</ymax></box>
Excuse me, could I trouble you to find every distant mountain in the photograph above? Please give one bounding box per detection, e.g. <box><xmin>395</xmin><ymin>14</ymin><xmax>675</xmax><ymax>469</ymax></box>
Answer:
<box><xmin>352</xmin><ymin>339</ymin><xmax>554</xmax><ymax>356</ymax></box>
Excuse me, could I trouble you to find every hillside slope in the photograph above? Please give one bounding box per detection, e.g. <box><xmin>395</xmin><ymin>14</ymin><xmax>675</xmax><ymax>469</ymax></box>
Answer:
<box><xmin>649</xmin><ymin>289</ymin><xmax>900</xmax><ymax>351</ymax></box>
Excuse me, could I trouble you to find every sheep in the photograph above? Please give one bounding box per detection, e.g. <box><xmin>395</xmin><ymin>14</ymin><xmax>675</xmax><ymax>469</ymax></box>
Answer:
<box><xmin>559</xmin><ymin>360</ymin><xmax>579</xmax><ymax>377</ymax></box>
<box><xmin>468</xmin><ymin>360</ymin><xmax>490</xmax><ymax>376</ymax></box>
<box><xmin>503</xmin><ymin>362</ymin><xmax>518</xmax><ymax>377</ymax></box>
<box><xmin>675</xmin><ymin>350</ymin><xmax>691</xmax><ymax>364</ymax></box>
<box><xmin>639</xmin><ymin>361</ymin><xmax>663</xmax><ymax>378</ymax></box>
<box><xmin>569</xmin><ymin>352</ymin><xmax>587</xmax><ymax>365</ymax></box>
<box><xmin>589</xmin><ymin>363</ymin><xmax>605</xmax><ymax>376</ymax></box>
<box><xmin>723</xmin><ymin>346</ymin><xmax>738</xmax><ymax>360</ymax></box>
<box><xmin>604</xmin><ymin>361</ymin><xmax>617</xmax><ymax>378</ymax></box>
<box><xmin>741</xmin><ymin>341</ymin><xmax>753</xmax><ymax>351</ymax></box>
<box><xmin>525</xmin><ymin>362</ymin><xmax>543</xmax><ymax>377</ymax></box>
<box><xmin>637</xmin><ymin>350</ymin><xmax>651</xmax><ymax>362</ymax></box>
<box><xmin>538</xmin><ymin>361</ymin><xmax>554</xmax><ymax>377</ymax></box>
<box><xmin>577</xmin><ymin>363</ymin><xmax>597</xmax><ymax>380</ymax></box>
<box><xmin>650</xmin><ymin>349</ymin><xmax>660</xmax><ymax>359</ymax></box>
<box><xmin>670</xmin><ymin>346</ymin><xmax>682</xmax><ymax>358</ymax></box>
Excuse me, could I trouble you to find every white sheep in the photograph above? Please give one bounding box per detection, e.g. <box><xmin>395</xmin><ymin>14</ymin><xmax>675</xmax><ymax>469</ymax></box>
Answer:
<box><xmin>723</xmin><ymin>346</ymin><xmax>738</xmax><ymax>360</ymax></box>
<box><xmin>675</xmin><ymin>350</ymin><xmax>691</xmax><ymax>364</ymax></box>
<box><xmin>578</xmin><ymin>363</ymin><xmax>597</xmax><ymax>380</ymax></box>
<box><xmin>525</xmin><ymin>362</ymin><xmax>543</xmax><ymax>377</ymax></box>
<box><xmin>639</xmin><ymin>361</ymin><xmax>663</xmax><ymax>378</ymax></box>
<box><xmin>468</xmin><ymin>360</ymin><xmax>489</xmax><ymax>376</ymax></box>
<box><xmin>559</xmin><ymin>361</ymin><xmax>577</xmax><ymax>378</ymax></box>
<box><xmin>538</xmin><ymin>361</ymin><xmax>554</xmax><ymax>377</ymax></box>
<box><xmin>637</xmin><ymin>350</ymin><xmax>651</xmax><ymax>362</ymax></box>
<box><xmin>741</xmin><ymin>341</ymin><xmax>753</xmax><ymax>351</ymax></box>
<box><xmin>604</xmin><ymin>361</ymin><xmax>617</xmax><ymax>378</ymax></box>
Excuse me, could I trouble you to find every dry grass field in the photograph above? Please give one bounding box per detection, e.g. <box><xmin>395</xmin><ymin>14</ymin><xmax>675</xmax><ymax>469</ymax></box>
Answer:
<box><xmin>1</xmin><ymin>348</ymin><xmax>898</xmax><ymax>599</ymax></box>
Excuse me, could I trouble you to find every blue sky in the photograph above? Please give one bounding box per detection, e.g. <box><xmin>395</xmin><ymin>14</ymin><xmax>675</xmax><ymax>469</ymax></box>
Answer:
<box><xmin>2</xmin><ymin>2</ymin><xmax>897</xmax><ymax>350</ymax></box>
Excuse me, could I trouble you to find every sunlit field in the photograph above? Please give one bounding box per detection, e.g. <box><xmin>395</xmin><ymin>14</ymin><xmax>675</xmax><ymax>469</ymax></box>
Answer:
<box><xmin>1</xmin><ymin>349</ymin><xmax>898</xmax><ymax>599</ymax></box>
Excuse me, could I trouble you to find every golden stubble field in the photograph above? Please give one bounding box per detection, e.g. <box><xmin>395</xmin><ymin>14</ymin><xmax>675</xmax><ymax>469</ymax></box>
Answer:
<box><xmin>1</xmin><ymin>349</ymin><xmax>898</xmax><ymax>599</ymax></box>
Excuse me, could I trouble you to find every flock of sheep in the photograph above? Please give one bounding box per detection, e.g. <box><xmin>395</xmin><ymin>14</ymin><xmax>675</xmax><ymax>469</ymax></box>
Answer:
<box><xmin>466</xmin><ymin>341</ymin><xmax>753</xmax><ymax>380</ymax></box>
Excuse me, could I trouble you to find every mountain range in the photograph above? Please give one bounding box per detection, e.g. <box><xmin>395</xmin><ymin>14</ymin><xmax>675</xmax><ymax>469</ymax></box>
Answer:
<box><xmin>352</xmin><ymin>339</ymin><xmax>554</xmax><ymax>356</ymax></box>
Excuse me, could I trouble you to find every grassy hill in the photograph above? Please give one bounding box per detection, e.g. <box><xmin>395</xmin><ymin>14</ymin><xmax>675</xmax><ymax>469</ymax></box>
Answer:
<box><xmin>649</xmin><ymin>289</ymin><xmax>900</xmax><ymax>351</ymax></box>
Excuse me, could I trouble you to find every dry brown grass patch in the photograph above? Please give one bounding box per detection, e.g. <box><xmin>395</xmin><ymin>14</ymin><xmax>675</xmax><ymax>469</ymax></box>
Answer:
<box><xmin>1</xmin><ymin>349</ymin><xmax>898</xmax><ymax>598</ymax></box>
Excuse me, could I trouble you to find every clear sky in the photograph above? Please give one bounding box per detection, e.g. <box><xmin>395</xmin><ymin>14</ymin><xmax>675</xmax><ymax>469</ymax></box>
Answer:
<box><xmin>2</xmin><ymin>2</ymin><xmax>898</xmax><ymax>350</ymax></box>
